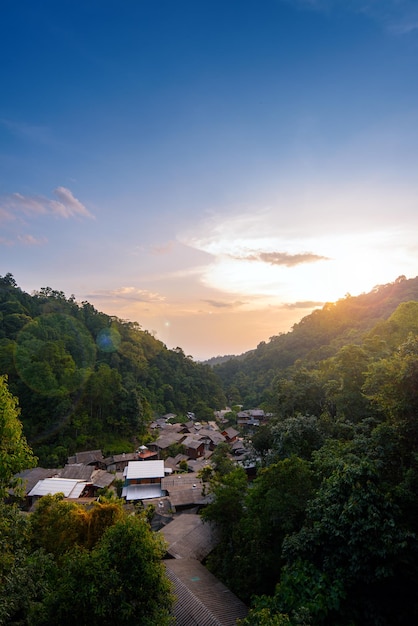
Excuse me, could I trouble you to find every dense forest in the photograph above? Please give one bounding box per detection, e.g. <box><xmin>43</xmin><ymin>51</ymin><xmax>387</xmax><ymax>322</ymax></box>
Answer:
<box><xmin>0</xmin><ymin>272</ymin><xmax>226</xmax><ymax>465</ymax></box>
<box><xmin>2</xmin><ymin>272</ymin><xmax>418</xmax><ymax>624</ymax></box>
<box><xmin>214</xmin><ymin>274</ymin><xmax>418</xmax><ymax>408</ymax></box>
<box><xmin>201</xmin><ymin>275</ymin><xmax>418</xmax><ymax>624</ymax></box>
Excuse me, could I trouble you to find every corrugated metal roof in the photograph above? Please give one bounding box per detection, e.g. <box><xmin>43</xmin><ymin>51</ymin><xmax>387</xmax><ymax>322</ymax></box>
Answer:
<box><xmin>165</xmin><ymin>559</ymin><xmax>248</xmax><ymax>626</ymax></box>
<box><xmin>28</xmin><ymin>478</ymin><xmax>87</xmax><ymax>498</ymax></box>
<box><xmin>59</xmin><ymin>464</ymin><xmax>94</xmax><ymax>481</ymax></box>
<box><xmin>92</xmin><ymin>469</ymin><xmax>115</xmax><ymax>489</ymax></box>
<box><xmin>125</xmin><ymin>460</ymin><xmax>165</xmax><ymax>480</ymax></box>
<box><xmin>67</xmin><ymin>450</ymin><xmax>104</xmax><ymax>465</ymax></box>
<box><xmin>160</xmin><ymin>514</ymin><xmax>219</xmax><ymax>560</ymax></box>
<box><xmin>122</xmin><ymin>484</ymin><xmax>163</xmax><ymax>500</ymax></box>
<box><xmin>15</xmin><ymin>467</ymin><xmax>59</xmax><ymax>494</ymax></box>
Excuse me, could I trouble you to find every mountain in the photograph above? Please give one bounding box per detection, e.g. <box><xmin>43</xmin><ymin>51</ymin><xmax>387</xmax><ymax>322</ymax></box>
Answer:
<box><xmin>214</xmin><ymin>275</ymin><xmax>418</xmax><ymax>407</ymax></box>
<box><xmin>0</xmin><ymin>273</ymin><xmax>226</xmax><ymax>465</ymax></box>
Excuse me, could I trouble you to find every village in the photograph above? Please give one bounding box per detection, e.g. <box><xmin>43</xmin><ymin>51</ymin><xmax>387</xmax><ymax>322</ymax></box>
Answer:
<box><xmin>15</xmin><ymin>408</ymin><xmax>268</xmax><ymax>626</ymax></box>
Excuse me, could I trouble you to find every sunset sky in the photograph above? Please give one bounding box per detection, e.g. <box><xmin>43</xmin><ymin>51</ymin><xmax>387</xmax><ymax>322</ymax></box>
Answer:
<box><xmin>2</xmin><ymin>0</ymin><xmax>418</xmax><ymax>360</ymax></box>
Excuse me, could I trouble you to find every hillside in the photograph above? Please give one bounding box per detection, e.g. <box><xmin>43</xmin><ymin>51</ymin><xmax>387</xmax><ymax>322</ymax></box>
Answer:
<box><xmin>0</xmin><ymin>273</ymin><xmax>226</xmax><ymax>465</ymax></box>
<box><xmin>214</xmin><ymin>275</ymin><xmax>418</xmax><ymax>407</ymax></box>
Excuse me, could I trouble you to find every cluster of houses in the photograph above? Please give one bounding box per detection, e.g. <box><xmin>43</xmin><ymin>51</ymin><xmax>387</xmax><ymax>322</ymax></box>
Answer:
<box><xmin>17</xmin><ymin>409</ymin><xmax>267</xmax><ymax>511</ymax></box>
<box><xmin>14</xmin><ymin>410</ymin><xmax>267</xmax><ymax>625</ymax></box>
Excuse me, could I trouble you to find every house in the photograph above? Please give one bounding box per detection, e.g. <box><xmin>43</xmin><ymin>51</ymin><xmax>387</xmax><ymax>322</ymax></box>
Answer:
<box><xmin>122</xmin><ymin>460</ymin><xmax>166</xmax><ymax>501</ymax></box>
<box><xmin>28</xmin><ymin>477</ymin><xmax>89</xmax><ymax>501</ymax></box>
<box><xmin>181</xmin><ymin>436</ymin><xmax>205</xmax><ymax>460</ymax></box>
<box><xmin>231</xmin><ymin>439</ymin><xmax>247</xmax><ymax>456</ymax></box>
<box><xmin>198</xmin><ymin>428</ymin><xmax>226</xmax><ymax>450</ymax></box>
<box><xmin>164</xmin><ymin>454</ymin><xmax>189</xmax><ymax>473</ymax></box>
<box><xmin>104</xmin><ymin>452</ymin><xmax>141</xmax><ymax>472</ymax></box>
<box><xmin>16</xmin><ymin>464</ymin><xmax>117</xmax><ymax>505</ymax></box>
<box><xmin>58</xmin><ymin>464</ymin><xmax>95</xmax><ymax>481</ymax></box>
<box><xmin>222</xmin><ymin>426</ymin><xmax>239</xmax><ymax>443</ymax></box>
<box><xmin>161</xmin><ymin>473</ymin><xmax>211</xmax><ymax>511</ymax></box>
<box><xmin>148</xmin><ymin>426</ymin><xmax>186</xmax><ymax>455</ymax></box>
<box><xmin>67</xmin><ymin>449</ymin><xmax>105</xmax><ymax>468</ymax></box>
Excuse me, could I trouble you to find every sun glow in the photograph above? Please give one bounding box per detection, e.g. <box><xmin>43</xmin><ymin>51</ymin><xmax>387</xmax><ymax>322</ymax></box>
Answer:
<box><xmin>195</xmin><ymin>229</ymin><xmax>414</xmax><ymax>307</ymax></box>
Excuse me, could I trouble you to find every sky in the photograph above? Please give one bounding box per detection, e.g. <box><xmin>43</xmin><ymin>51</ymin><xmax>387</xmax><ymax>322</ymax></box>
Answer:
<box><xmin>1</xmin><ymin>0</ymin><xmax>418</xmax><ymax>361</ymax></box>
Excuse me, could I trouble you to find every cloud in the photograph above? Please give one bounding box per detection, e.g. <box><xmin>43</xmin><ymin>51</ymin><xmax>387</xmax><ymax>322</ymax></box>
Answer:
<box><xmin>284</xmin><ymin>0</ymin><xmax>418</xmax><ymax>35</ymax></box>
<box><xmin>17</xmin><ymin>234</ymin><xmax>47</xmax><ymax>246</ymax></box>
<box><xmin>51</xmin><ymin>187</ymin><xmax>94</xmax><ymax>218</ymax></box>
<box><xmin>0</xmin><ymin>118</ymin><xmax>53</xmax><ymax>144</ymax></box>
<box><xmin>0</xmin><ymin>187</ymin><xmax>94</xmax><ymax>220</ymax></box>
<box><xmin>88</xmin><ymin>287</ymin><xmax>166</xmax><ymax>303</ymax></box>
<box><xmin>281</xmin><ymin>300</ymin><xmax>324</xmax><ymax>309</ymax></box>
<box><xmin>202</xmin><ymin>299</ymin><xmax>246</xmax><ymax>309</ymax></box>
<box><xmin>231</xmin><ymin>250</ymin><xmax>330</xmax><ymax>267</ymax></box>
<box><xmin>149</xmin><ymin>241</ymin><xmax>175</xmax><ymax>255</ymax></box>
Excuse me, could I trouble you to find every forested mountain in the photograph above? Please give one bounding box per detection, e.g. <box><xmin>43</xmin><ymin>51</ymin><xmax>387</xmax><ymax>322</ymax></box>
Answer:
<box><xmin>215</xmin><ymin>275</ymin><xmax>418</xmax><ymax>407</ymax></box>
<box><xmin>3</xmin><ymin>272</ymin><xmax>418</xmax><ymax>624</ymax></box>
<box><xmin>0</xmin><ymin>273</ymin><xmax>226</xmax><ymax>465</ymax></box>
<box><xmin>201</xmin><ymin>276</ymin><xmax>418</xmax><ymax>624</ymax></box>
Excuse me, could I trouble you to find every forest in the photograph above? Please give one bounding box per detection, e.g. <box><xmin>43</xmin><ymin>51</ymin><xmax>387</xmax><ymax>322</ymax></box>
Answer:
<box><xmin>204</xmin><ymin>276</ymin><xmax>418</xmax><ymax>624</ymax></box>
<box><xmin>0</xmin><ymin>272</ymin><xmax>226</xmax><ymax>465</ymax></box>
<box><xmin>2</xmin><ymin>273</ymin><xmax>418</xmax><ymax>624</ymax></box>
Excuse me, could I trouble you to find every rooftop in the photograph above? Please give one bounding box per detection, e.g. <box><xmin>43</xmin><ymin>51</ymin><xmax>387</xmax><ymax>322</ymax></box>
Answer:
<box><xmin>165</xmin><ymin>559</ymin><xmax>248</xmax><ymax>626</ymax></box>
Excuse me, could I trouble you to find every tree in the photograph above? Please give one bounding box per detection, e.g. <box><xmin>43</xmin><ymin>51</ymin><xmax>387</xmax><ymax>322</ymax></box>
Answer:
<box><xmin>36</xmin><ymin>514</ymin><xmax>173</xmax><ymax>626</ymax></box>
<box><xmin>0</xmin><ymin>375</ymin><xmax>36</xmax><ymax>499</ymax></box>
<box><xmin>29</xmin><ymin>495</ymin><xmax>125</xmax><ymax>557</ymax></box>
<box><xmin>277</xmin><ymin>458</ymin><xmax>416</xmax><ymax>625</ymax></box>
<box><xmin>0</xmin><ymin>502</ymin><xmax>54</xmax><ymax>625</ymax></box>
<box><xmin>231</xmin><ymin>457</ymin><xmax>314</xmax><ymax>601</ymax></box>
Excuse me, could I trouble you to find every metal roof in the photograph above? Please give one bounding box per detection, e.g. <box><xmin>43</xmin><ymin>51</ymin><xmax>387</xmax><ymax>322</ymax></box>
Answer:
<box><xmin>67</xmin><ymin>450</ymin><xmax>104</xmax><ymax>465</ymax></box>
<box><xmin>15</xmin><ymin>467</ymin><xmax>59</xmax><ymax>494</ymax></box>
<box><xmin>122</xmin><ymin>484</ymin><xmax>163</xmax><ymax>500</ymax></box>
<box><xmin>124</xmin><ymin>460</ymin><xmax>165</xmax><ymax>480</ymax></box>
<box><xmin>165</xmin><ymin>559</ymin><xmax>248</xmax><ymax>626</ymax></box>
<box><xmin>59</xmin><ymin>464</ymin><xmax>94</xmax><ymax>481</ymax></box>
<box><xmin>92</xmin><ymin>469</ymin><xmax>116</xmax><ymax>489</ymax></box>
<box><xmin>160</xmin><ymin>514</ymin><xmax>219</xmax><ymax>560</ymax></box>
<box><xmin>28</xmin><ymin>478</ymin><xmax>87</xmax><ymax>498</ymax></box>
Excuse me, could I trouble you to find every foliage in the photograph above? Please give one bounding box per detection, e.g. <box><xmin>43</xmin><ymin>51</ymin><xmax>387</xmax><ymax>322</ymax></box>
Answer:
<box><xmin>32</xmin><ymin>515</ymin><xmax>173</xmax><ymax>626</ymax></box>
<box><xmin>0</xmin><ymin>495</ymin><xmax>174</xmax><ymax>625</ymax></box>
<box><xmin>34</xmin><ymin>513</ymin><xmax>173</xmax><ymax>626</ymax></box>
<box><xmin>29</xmin><ymin>494</ymin><xmax>125</xmax><ymax>557</ymax></box>
<box><xmin>0</xmin><ymin>274</ymin><xmax>226</xmax><ymax>463</ymax></box>
<box><xmin>214</xmin><ymin>276</ymin><xmax>418</xmax><ymax>407</ymax></box>
<box><xmin>0</xmin><ymin>374</ymin><xmax>36</xmax><ymax>499</ymax></box>
<box><xmin>0</xmin><ymin>502</ymin><xmax>54</xmax><ymax>625</ymax></box>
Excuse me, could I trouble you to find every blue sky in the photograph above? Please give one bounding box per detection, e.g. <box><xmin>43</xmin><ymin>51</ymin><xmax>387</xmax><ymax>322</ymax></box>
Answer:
<box><xmin>2</xmin><ymin>0</ymin><xmax>418</xmax><ymax>359</ymax></box>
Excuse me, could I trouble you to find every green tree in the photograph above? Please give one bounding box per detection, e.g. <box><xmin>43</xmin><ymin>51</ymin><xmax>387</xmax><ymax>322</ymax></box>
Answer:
<box><xmin>0</xmin><ymin>502</ymin><xmax>54</xmax><ymax>625</ymax></box>
<box><xmin>0</xmin><ymin>375</ymin><xmax>36</xmax><ymax>499</ymax></box>
<box><xmin>278</xmin><ymin>458</ymin><xmax>415</xmax><ymax>625</ymax></box>
<box><xmin>37</xmin><ymin>514</ymin><xmax>173</xmax><ymax>626</ymax></box>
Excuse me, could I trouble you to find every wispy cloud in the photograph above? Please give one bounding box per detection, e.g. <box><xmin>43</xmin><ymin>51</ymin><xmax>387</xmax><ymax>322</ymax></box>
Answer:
<box><xmin>285</xmin><ymin>0</ymin><xmax>418</xmax><ymax>35</ymax></box>
<box><xmin>88</xmin><ymin>286</ymin><xmax>166</xmax><ymax>303</ymax></box>
<box><xmin>0</xmin><ymin>187</ymin><xmax>94</xmax><ymax>220</ymax></box>
<box><xmin>281</xmin><ymin>300</ymin><xmax>324</xmax><ymax>309</ymax></box>
<box><xmin>0</xmin><ymin>117</ymin><xmax>53</xmax><ymax>144</ymax></box>
<box><xmin>17</xmin><ymin>234</ymin><xmax>47</xmax><ymax>246</ymax></box>
<box><xmin>231</xmin><ymin>250</ymin><xmax>330</xmax><ymax>267</ymax></box>
<box><xmin>202</xmin><ymin>299</ymin><xmax>246</xmax><ymax>309</ymax></box>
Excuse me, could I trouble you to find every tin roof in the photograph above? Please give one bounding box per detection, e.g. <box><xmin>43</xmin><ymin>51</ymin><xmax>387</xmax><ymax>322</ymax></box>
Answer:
<box><xmin>160</xmin><ymin>513</ymin><xmax>219</xmax><ymax>560</ymax></box>
<box><xmin>122</xmin><ymin>484</ymin><xmax>163</xmax><ymax>500</ymax></box>
<box><xmin>124</xmin><ymin>460</ymin><xmax>165</xmax><ymax>480</ymax></box>
<box><xmin>28</xmin><ymin>478</ymin><xmax>87</xmax><ymax>498</ymax></box>
<box><xmin>165</xmin><ymin>559</ymin><xmax>248</xmax><ymax>626</ymax></box>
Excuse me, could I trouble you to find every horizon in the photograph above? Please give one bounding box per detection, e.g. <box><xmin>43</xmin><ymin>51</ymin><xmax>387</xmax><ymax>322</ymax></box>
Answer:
<box><xmin>2</xmin><ymin>1</ymin><xmax>418</xmax><ymax>360</ymax></box>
